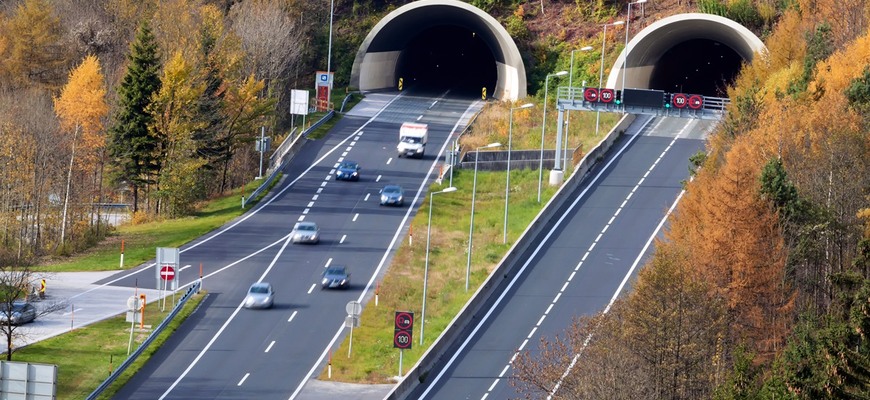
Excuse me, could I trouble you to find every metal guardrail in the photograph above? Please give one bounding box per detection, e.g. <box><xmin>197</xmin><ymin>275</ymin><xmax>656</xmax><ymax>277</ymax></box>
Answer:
<box><xmin>384</xmin><ymin>114</ymin><xmax>637</xmax><ymax>399</ymax></box>
<box><xmin>87</xmin><ymin>280</ymin><xmax>202</xmax><ymax>400</ymax></box>
<box><xmin>243</xmin><ymin>111</ymin><xmax>336</xmax><ymax>208</ymax></box>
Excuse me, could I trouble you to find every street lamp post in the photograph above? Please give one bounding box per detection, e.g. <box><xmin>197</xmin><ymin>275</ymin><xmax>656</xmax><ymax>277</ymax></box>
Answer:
<box><xmin>596</xmin><ymin>20</ymin><xmax>624</xmax><ymax>137</ymax></box>
<box><xmin>565</xmin><ymin>46</ymin><xmax>593</xmax><ymax>167</ymax></box>
<box><xmin>538</xmin><ymin>71</ymin><xmax>567</xmax><ymax>203</ymax></box>
<box><xmin>421</xmin><ymin>186</ymin><xmax>457</xmax><ymax>346</ymax></box>
<box><xmin>505</xmin><ymin>103</ymin><xmax>533</xmax><ymax>244</ymax></box>
<box><xmin>622</xmin><ymin>0</ymin><xmax>648</xmax><ymax>94</ymax></box>
<box><xmin>467</xmin><ymin>143</ymin><xmax>501</xmax><ymax>292</ymax></box>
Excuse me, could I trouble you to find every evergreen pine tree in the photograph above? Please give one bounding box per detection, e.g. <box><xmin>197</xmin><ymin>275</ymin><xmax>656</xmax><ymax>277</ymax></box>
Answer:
<box><xmin>108</xmin><ymin>21</ymin><xmax>162</xmax><ymax>213</ymax></box>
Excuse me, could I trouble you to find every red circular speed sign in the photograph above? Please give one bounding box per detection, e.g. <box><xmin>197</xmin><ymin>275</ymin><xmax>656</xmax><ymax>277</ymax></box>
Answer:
<box><xmin>671</xmin><ymin>93</ymin><xmax>688</xmax><ymax>108</ymax></box>
<box><xmin>688</xmin><ymin>95</ymin><xmax>704</xmax><ymax>109</ymax></box>
<box><xmin>395</xmin><ymin>312</ymin><xmax>413</xmax><ymax>330</ymax></box>
<box><xmin>394</xmin><ymin>330</ymin><xmax>412</xmax><ymax>349</ymax></box>
<box><xmin>160</xmin><ymin>265</ymin><xmax>175</xmax><ymax>281</ymax></box>
<box><xmin>583</xmin><ymin>88</ymin><xmax>599</xmax><ymax>102</ymax></box>
<box><xmin>599</xmin><ymin>89</ymin><xmax>615</xmax><ymax>103</ymax></box>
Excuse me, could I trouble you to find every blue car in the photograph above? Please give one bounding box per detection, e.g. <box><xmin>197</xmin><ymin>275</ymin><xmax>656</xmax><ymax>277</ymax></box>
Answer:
<box><xmin>335</xmin><ymin>161</ymin><xmax>360</xmax><ymax>181</ymax></box>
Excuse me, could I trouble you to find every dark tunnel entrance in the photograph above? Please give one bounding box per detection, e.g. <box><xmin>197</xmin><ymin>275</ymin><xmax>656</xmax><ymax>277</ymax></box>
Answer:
<box><xmin>395</xmin><ymin>25</ymin><xmax>497</xmax><ymax>97</ymax></box>
<box><xmin>649</xmin><ymin>39</ymin><xmax>743</xmax><ymax>97</ymax></box>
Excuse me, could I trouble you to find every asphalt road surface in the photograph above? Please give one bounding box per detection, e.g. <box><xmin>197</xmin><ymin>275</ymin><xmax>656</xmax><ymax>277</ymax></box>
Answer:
<box><xmin>104</xmin><ymin>91</ymin><xmax>482</xmax><ymax>399</ymax></box>
<box><xmin>405</xmin><ymin>116</ymin><xmax>713</xmax><ymax>399</ymax></box>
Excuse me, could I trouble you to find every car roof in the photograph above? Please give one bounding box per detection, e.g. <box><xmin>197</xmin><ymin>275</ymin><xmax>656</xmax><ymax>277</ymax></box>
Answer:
<box><xmin>325</xmin><ymin>266</ymin><xmax>347</xmax><ymax>273</ymax></box>
<box><xmin>250</xmin><ymin>282</ymin><xmax>272</xmax><ymax>289</ymax></box>
<box><xmin>295</xmin><ymin>222</ymin><xmax>317</xmax><ymax>228</ymax></box>
<box><xmin>339</xmin><ymin>161</ymin><xmax>358</xmax><ymax>166</ymax></box>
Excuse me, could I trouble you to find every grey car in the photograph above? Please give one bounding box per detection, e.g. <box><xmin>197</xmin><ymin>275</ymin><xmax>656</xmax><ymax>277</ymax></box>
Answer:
<box><xmin>321</xmin><ymin>266</ymin><xmax>350</xmax><ymax>290</ymax></box>
<box><xmin>379</xmin><ymin>185</ymin><xmax>405</xmax><ymax>206</ymax></box>
<box><xmin>0</xmin><ymin>301</ymin><xmax>37</xmax><ymax>325</ymax></box>
<box><xmin>244</xmin><ymin>282</ymin><xmax>274</xmax><ymax>309</ymax></box>
<box><xmin>291</xmin><ymin>221</ymin><xmax>320</xmax><ymax>244</ymax></box>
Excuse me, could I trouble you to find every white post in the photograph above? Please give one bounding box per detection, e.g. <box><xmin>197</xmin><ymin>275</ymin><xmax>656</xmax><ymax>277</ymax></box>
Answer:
<box><xmin>258</xmin><ymin>126</ymin><xmax>265</xmax><ymax>179</ymax></box>
<box><xmin>348</xmin><ymin>322</ymin><xmax>353</xmax><ymax>358</ymax></box>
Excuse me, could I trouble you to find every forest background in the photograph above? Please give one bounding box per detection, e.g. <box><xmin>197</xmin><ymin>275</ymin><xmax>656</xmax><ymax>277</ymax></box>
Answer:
<box><xmin>0</xmin><ymin>0</ymin><xmax>869</xmax><ymax>397</ymax></box>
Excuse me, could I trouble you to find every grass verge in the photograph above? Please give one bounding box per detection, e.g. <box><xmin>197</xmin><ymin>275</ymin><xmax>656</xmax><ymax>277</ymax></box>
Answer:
<box><xmin>38</xmin><ymin>176</ymin><xmax>279</xmax><ymax>273</ymax></box>
<box><xmin>322</xmin><ymin>168</ymin><xmax>562</xmax><ymax>382</ymax></box>
<box><xmin>14</xmin><ymin>291</ymin><xmax>207</xmax><ymax>400</ymax></box>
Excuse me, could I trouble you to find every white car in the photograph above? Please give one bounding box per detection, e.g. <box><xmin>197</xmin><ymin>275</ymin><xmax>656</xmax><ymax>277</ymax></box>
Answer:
<box><xmin>291</xmin><ymin>221</ymin><xmax>320</xmax><ymax>244</ymax></box>
<box><xmin>244</xmin><ymin>282</ymin><xmax>274</xmax><ymax>309</ymax></box>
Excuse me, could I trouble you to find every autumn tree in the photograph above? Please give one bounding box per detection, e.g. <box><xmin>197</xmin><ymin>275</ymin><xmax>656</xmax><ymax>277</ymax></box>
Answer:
<box><xmin>214</xmin><ymin>75</ymin><xmax>274</xmax><ymax>192</ymax></box>
<box><xmin>148</xmin><ymin>52</ymin><xmax>207</xmax><ymax>216</ymax></box>
<box><xmin>668</xmin><ymin>138</ymin><xmax>794</xmax><ymax>362</ymax></box>
<box><xmin>108</xmin><ymin>21</ymin><xmax>162</xmax><ymax>213</ymax></box>
<box><xmin>229</xmin><ymin>0</ymin><xmax>304</xmax><ymax>125</ymax></box>
<box><xmin>54</xmin><ymin>55</ymin><xmax>108</xmax><ymax>246</ymax></box>
<box><xmin>0</xmin><ymin>0</ymin><xmax>69</xmax><ymax>90</ymax></box>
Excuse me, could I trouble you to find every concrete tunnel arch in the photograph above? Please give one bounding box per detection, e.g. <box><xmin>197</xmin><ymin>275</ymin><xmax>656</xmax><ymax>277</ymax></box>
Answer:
<box><xmin>607</xmin><ymin>13</ymin><xmax>767</xmax><ymax>96</ymax></box>
<box><xmin>350</xmin><ymin>0</ymin><xmax>526</xmax><ymax>100</ymax></box>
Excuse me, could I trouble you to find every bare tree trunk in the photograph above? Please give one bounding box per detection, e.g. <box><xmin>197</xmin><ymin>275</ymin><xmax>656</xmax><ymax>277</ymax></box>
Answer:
<box><xmin>60</xmin><ymin>125</ymin><xmax>79</xmax><ymax>246</ymax></box>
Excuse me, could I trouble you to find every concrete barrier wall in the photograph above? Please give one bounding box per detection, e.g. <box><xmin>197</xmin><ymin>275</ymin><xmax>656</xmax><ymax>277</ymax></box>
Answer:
<box><xmin>384</xmin><ymin>113</ymin><xmax>636</xmax><ymax>399</ymax></box>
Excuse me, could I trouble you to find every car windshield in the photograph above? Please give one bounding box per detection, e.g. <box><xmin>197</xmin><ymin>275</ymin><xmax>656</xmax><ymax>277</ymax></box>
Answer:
<box><xmin>384</xmin><ymin>187</ymin><xmax>401</xmax><ymax>194</ymax></box>
<box><xmin>0</xmin><ymin>303</ymin><xmax>25</xmax><ymax>312</ymax></box>
<box><xmin>339</xmin><ymin>162</ymin><xmax>357</xmax><ymax>169</ymax></box>
<box><xmin>325</xmin><ymin>267</ymin><xmax>346</xmax><ymax>276</ymax></box>
<box><xmin>402</xmin><ymin>137</ymin><xmax>420</xmax><ymax>144</ymax></box>
<box><xmin>250</xmin><ymin>285</ymin><xmax>269</xmax><ymax>294</ymax></box>
<box><xmin>297</xmin><ymin>224</ymin><xmax>315</xmax><ymax>231</ymax></box>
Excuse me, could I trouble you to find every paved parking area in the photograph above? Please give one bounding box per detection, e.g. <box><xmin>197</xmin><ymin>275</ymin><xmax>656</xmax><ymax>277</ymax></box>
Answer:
<box><xmin>14</xmin><ymin>271</ymin><xmax>163</xmax><ymax>349</ymax></box>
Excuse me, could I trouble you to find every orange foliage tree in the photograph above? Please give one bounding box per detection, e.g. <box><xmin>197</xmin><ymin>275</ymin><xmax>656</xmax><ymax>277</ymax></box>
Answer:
<box><xmin>667</xmin><ymin>138</ymin><xmax>794</xmax><ymax>361</ymax></box>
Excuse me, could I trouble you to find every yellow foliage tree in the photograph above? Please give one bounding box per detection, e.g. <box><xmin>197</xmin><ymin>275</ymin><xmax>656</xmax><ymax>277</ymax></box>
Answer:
<box><xmin>54</xmin><ymin>55</ymin><xmax>108</xmax><ymax>246</ymax></box>
<box><xmin>148</xmin><ymin>51</ymin><xmax>207</xmax><ymax>217</ymax></box>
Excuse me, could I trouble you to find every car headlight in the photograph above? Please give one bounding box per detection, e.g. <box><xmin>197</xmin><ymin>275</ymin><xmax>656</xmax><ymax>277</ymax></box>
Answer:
<box><xmin>381</xmin><ymin>195</ymin><xmax>388</xmax><ymax>202</ymax></box>
<box><xmin>340</xmin><ymin>279</ymin><xmax>347</xmax><ymax>285</ymax></box>
<box><xmin>322</xmin><ymin>278</ymin><xmax>328</xmax><ymax>284</ymax></box>
<box><xmin>416</xmin><ymin>148</ymin><xmax>423</xmax><ymax>152</ymax></box>
<box><xmin>352</xmin><ymin>172</ymin><xmax>358</xmax><ymax>176</ymax></box>
<box><xmin>397</xmin><ymin>196</ymin><xmax>403</xmax><ymax>202</ymax></box>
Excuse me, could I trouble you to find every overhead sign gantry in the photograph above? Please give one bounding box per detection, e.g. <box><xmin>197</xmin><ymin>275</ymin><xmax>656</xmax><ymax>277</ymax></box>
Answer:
<box><xmin>556</xmin><ymin>86</ymin><xmax>730</xmax><ymax>120</ymax></box>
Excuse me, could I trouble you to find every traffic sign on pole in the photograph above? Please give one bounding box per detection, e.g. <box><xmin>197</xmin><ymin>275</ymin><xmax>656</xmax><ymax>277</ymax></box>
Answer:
<box><xmin>599</xmin><ymin>89</ymin><xmax>615</xmax><ymax>103</ymax></box>
<box><xmin>672</xmin><ymin>93</ymin><xmax>688</xmax><ymax>108</ymax></box>
<box><xmin>394</xmin><ymin>311</ymin><xmax>414</xmax><ymax>349</ymax></box>
<box><xmin>159</xmin><ymin>265</ymin><xmax>175</xmax><ymax>281</ymax></box>
<box><xmin>583</xmin><ymin>87</ymin><xmax>599</xmax><ymax>102</ymax></box>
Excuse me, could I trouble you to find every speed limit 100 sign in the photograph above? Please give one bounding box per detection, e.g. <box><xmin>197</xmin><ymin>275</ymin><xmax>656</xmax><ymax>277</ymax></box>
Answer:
<box><xmin>394</xmin><ymin>311</ymin><xmax>414</xmax><ymax>349</ymax></box>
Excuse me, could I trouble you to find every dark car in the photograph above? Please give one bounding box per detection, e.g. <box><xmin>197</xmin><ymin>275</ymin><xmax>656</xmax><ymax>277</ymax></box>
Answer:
<box><xmin>379</xmin><ymin>185</ymin><xmax>405</xmax><ymax>206</ymax></box>
<box><xmin>321</xmin><ymin>266</ymin><xmax>350</xmax><ymax>289</ymax></box>
<box><xmin>0</xmin><ymin>301</ymin><xmax>37</xmax><ymax>325</ymax></box>
<box><xmin>335</xmin><ymin>161</ymin><xmax>360</xmax><ymax>181</ymax></box>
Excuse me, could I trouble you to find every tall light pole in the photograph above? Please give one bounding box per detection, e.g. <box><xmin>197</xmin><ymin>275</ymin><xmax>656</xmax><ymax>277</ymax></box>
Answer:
<box><xmin>505</xmin><ymin>103</ymin><xmax>533</xmax><ymax>244</ymax></box>
<box><xmin>596</xmin><ymin>20</ymin><xmax>624</xmax><ymax>137</ymax></box>
<box><xmin>538</xmin><ymin>71</ymin><xmax>567</xmax><ymax>203</ymax></box>
<box><xmin>327</xmin><ymin>0</ymin><xmax>334</xmax><ymax>75</ymax></box>
<box><xmin>565</xmin><ymin>46</ymin><xmax>594</xmax><ymax>168</ymax></box>
<box><xmin>622</xmin><ymin>0</ymin><xmax>647</xmax><ymax>94</ymax></box>
<box><xmin>467</xmin><ymin>142</ymin><xmax>501</xmax><ymax>292</ymax></box>
<box><xmin>421</xmin><ymin>186</ymin><xmax>457</xmax><ymax>345</ymax></box>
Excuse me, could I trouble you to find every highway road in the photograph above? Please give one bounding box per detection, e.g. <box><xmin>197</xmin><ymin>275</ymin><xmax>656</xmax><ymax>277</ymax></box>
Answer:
<box><xmin>405</xmin><ymin>116</ymin><xmax>714</xmax><ymax>399</ymax></box>
<box><xmin>100</xmin><ymin>91</ymin><xmax>481</xmax><ymax>399</ymax></box>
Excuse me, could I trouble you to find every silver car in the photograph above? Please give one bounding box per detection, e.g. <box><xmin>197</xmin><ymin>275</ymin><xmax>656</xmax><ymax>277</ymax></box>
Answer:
<box><xmin>0</xmin><ymin>301</ymin><xmax>37</xmax><ymax>325</ymax></box>
<box><xmin>291</xmin><ymin>221</ymin><xmax>320</xmax><ymax>244</ymax></box>
<box><xmin>244</xmin><ymin>282</ymin><xmax>274</xmax><ymax>309</ymax></box>
<box><xmin>379</xmin><ymin>185</ymin><xmax>404</xmax><ymax>206</ymax></box>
